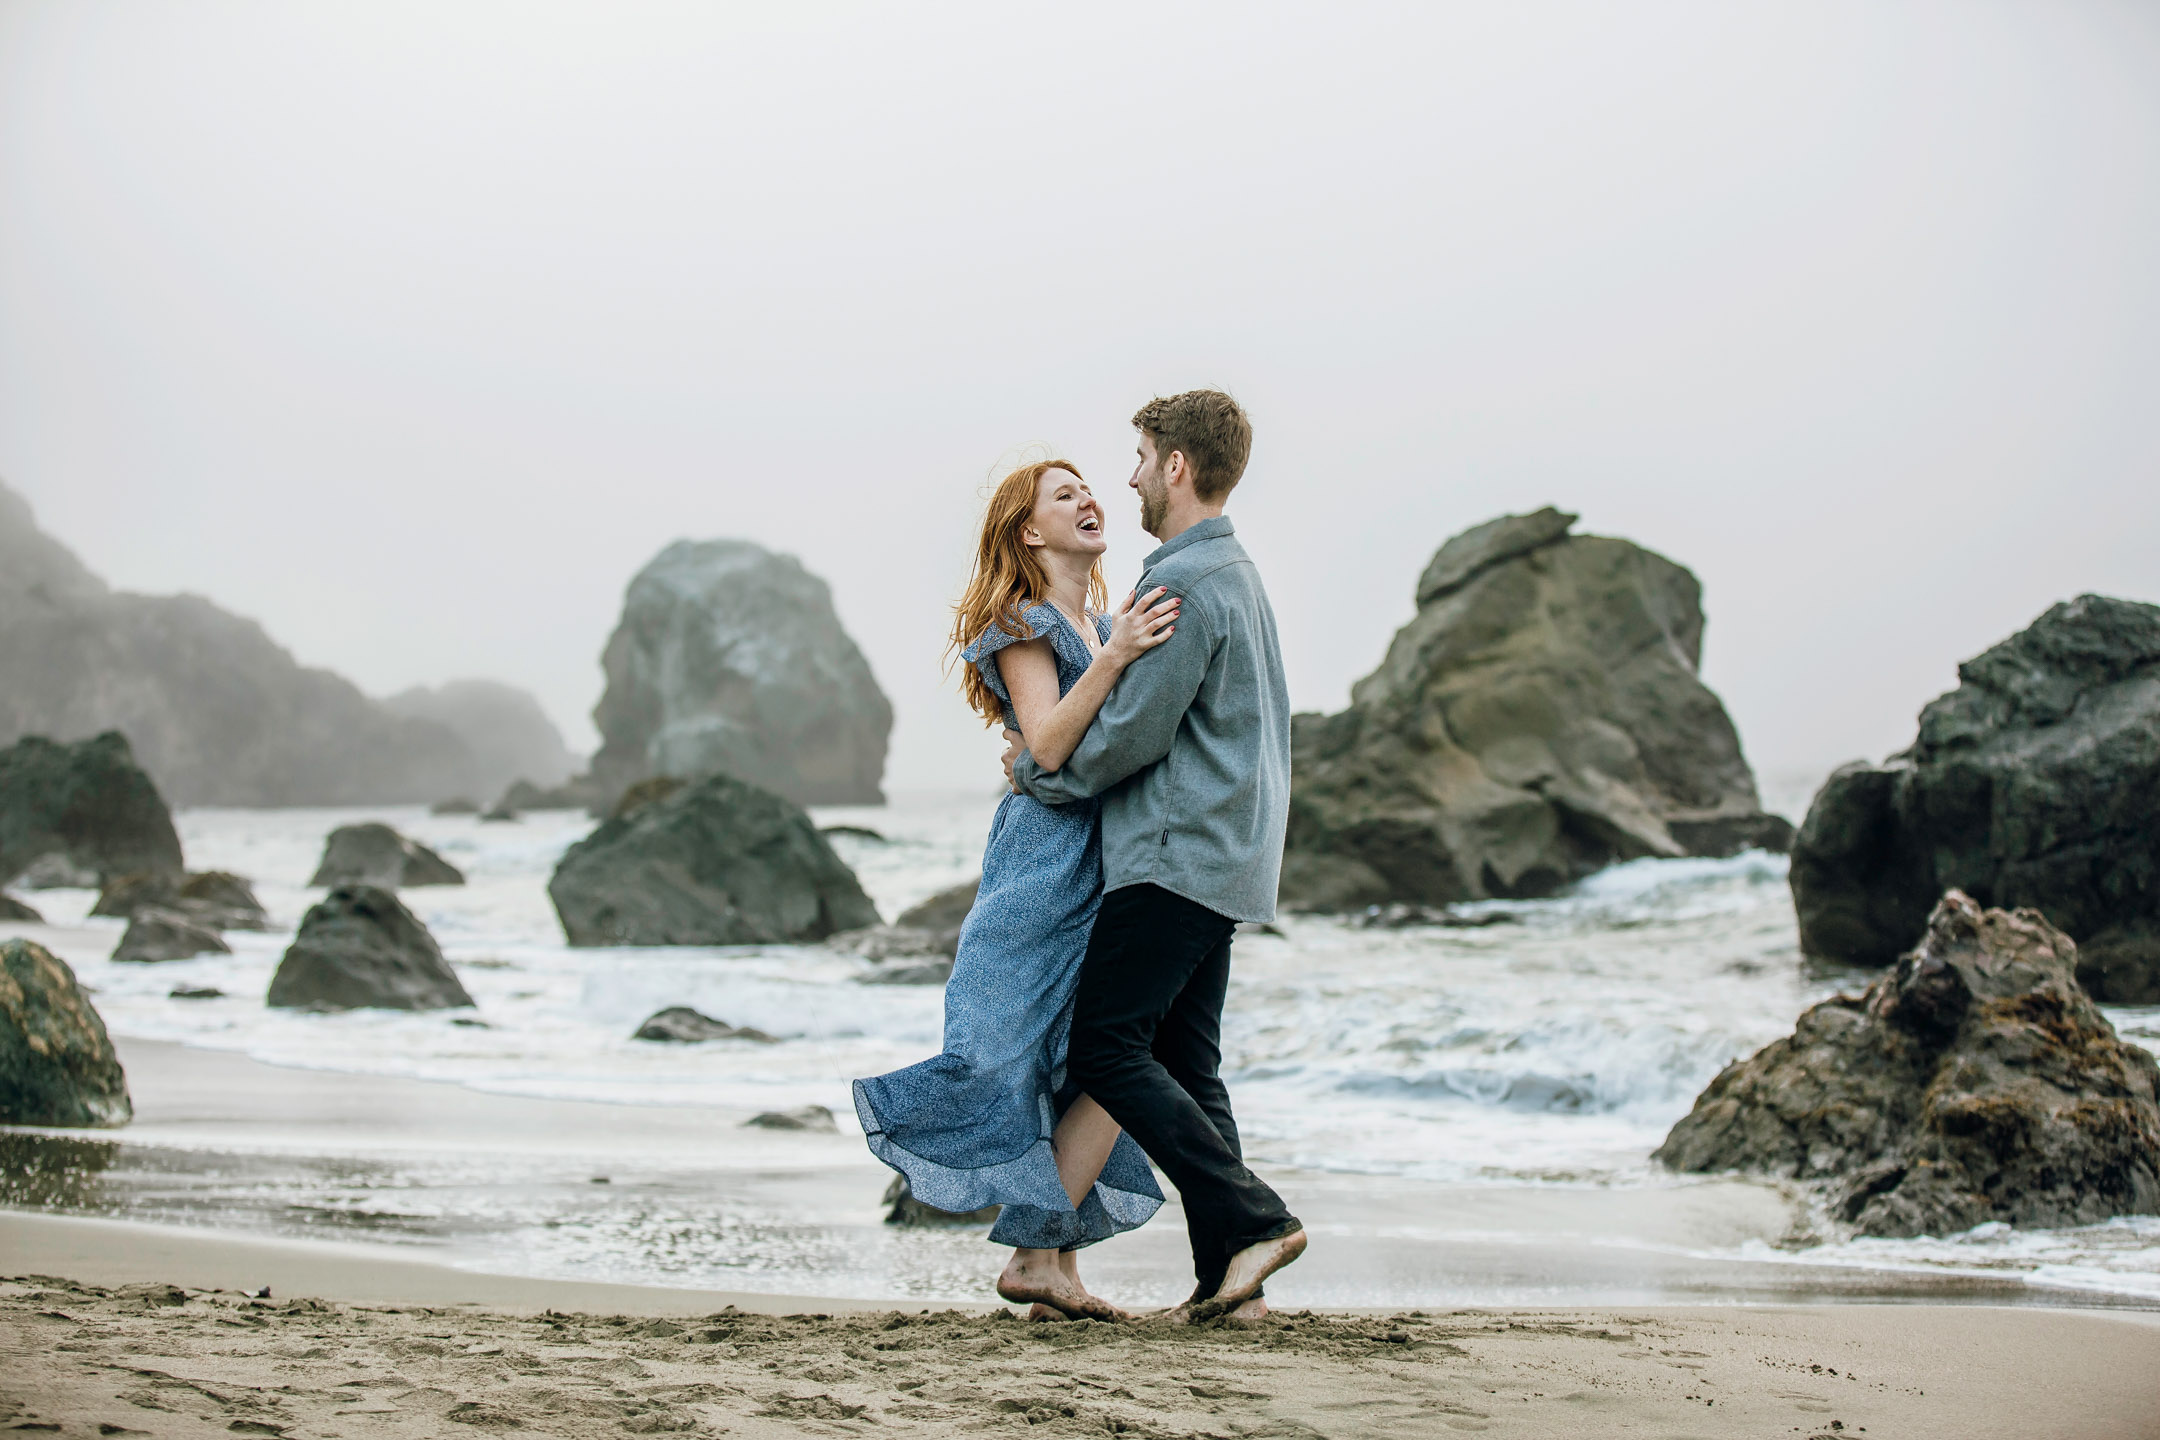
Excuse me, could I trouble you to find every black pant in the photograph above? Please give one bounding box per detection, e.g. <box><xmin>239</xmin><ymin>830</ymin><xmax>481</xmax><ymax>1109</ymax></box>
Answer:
<box><xmin>1067</xmin><ymin>883</ymin><xmax>1297</xmax><ymax>1295</ymax></box>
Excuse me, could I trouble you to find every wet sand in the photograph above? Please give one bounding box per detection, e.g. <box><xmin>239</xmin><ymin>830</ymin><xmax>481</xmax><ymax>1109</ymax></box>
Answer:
<box><xmin>2</xmin><ymin>1228</ymin><xmax>2156</xmax><ymax>1440</ymax></box>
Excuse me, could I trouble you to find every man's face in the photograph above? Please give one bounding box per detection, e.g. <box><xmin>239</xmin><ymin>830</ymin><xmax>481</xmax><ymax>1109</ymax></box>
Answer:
<box><xmin>1129</xmin><ymin>434</ymin><xmax>1170</xmax><ymax>537</ymax></box>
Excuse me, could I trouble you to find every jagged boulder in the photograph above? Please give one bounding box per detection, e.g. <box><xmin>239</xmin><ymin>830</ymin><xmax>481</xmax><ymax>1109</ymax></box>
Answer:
<box><xmin>267</xmin><ymin>886</ymin><xmax>473</xmax><ymax>1011</ymax></box>
<box><xmin>113</xmin><ymin>907</ymin><xmax>231</xmax><ymax>963</ymax></box>
<box><xmin>0</xmin><ymin>938</ymin><xmax>131</xmax><ymax>1126</ymax></box>
<box><xmin>1656</xmin><ymin>892</ymin><xmax>2160</xmax><ymax>1237</ymax></box>
<box><xmin>549</xmin><ymin>772</ymin><xmax>879</xmax><ymax>946</ymax></box>
<box><xmin>632</xmin><ymin>1007</ymin><xmax>777</xmax><ymax>1043</ymax></box>
<box><xmin>0</xmin><ymin>732</ymin><xmax>183</xmax><ymax>888</ymax></box>
<box><xmin>310</xmin><ymin>823</ymin><xmax>465</xmax><ymax>888</ymax></box>
<box><xmin>1790</xmin><ymin>595</ymin><xmax>2160</xmax><ymax>1002</ymax></box>
<box><xmin>91</xmin><ymin>870</ymin><xmax>270</xmax><ymax>931</ymax></box>
<box><xmin>1281</xmin><ymin>510</ymin><xmax>1790</xmax><ymax>909</ymax></box>
<box><xmin>588</xmin><ymin>539</ymin><xmax>891</xmax><ymax>808</ymax></box>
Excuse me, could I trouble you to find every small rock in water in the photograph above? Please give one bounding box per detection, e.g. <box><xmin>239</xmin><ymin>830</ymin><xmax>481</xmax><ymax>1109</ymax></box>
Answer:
<box><xmin>309</xmin><ymin>823</ymin><xmax>465</xmax><ymax>889</ymax></box>
<box><xmin>113</xmin><ymin>907</ymin><xmax>231</xmax><ymax>963</ymax></box>
<box><xmin>266</xmin><ymin>885</ymin><xmax>474</xmax><ymax>1012</ymax></box>
<box><xmin>1354</xmin><ymin>903</ymin><xmax>1519</xmax><ymax>930</ymax></box>
<box><xmin>746</xmin><ymin>1105</ymin><xmax>838</xmax><ymax>1133</ymax></box>
<box><xmin>169</xmin><ymin>985</ymin><xmax>224</xmax><ymax>1000</ymax></box>
<box><xmin>176</xmin><ymin>871</ymin><xmax>272</xmax><ymax>930</ymax></box>
<box><xmin>632</xmin><ymin>1006</ymin><xmax>777</xmax><ymax>1043</ymax></box>
<box><xmin>819</xmin><ymin>824</ymin><xmax>886</xmax><ymax>843</ymax></box>
<box><xmin>0</xmin><ymin>893</ymin><xmax>42</xmax><ymax>924</ymax></box>
<box><xmin>450</xmin><ymin>1016</ymin><xmax>491</xmax><ymax>1028</ymax></box>
<box><xmin>859</xmin><ymin>959</ymin><xmax>953</xmax><ymax>986</ymax></box>
<box><xmin>479</xmin><ymin>804</ymin><xmax>521</xmax><ymax>823</ymax></box>
<box><xmin>429</xmin><ymin>797</ymin><xmax>481</xmax><ymax>816</ymax></box>
<box><xmin>881</xmin><ymin>1174</ymin><xmax>999</xmax><ymax>1226</ymax></box>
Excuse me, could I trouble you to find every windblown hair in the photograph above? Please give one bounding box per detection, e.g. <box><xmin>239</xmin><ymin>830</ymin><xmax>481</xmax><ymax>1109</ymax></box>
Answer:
<box><xmin>948</xmin><ymin>459</ymin><xmax>1108</xmax><ymax>727</ymax></box>
<box><xmin>1131</xmin><ymin>389</ymin><xmax>1252</xmax><ymax>501</ymax></box>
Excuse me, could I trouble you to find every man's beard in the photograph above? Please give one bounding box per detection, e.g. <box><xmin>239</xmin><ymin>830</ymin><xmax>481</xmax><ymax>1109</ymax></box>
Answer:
<box><xmin>1137</xmin><ymin>473</ymin><xmax>1169</xmax><ymax>535</ymax></box>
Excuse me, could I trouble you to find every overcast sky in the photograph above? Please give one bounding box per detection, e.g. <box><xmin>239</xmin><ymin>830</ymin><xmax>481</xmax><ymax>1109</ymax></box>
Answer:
<box><xmin>3</xmin><ymin>1</ymin><xmax>2155</xmax><ymax>800</ymax></box>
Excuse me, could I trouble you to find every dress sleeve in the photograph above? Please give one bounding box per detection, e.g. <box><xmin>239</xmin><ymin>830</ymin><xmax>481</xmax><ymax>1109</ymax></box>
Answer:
<box><xmin>959</xmin><ymin>604</ymin><xmax>1054</xmax><ymax>711</ymax></box>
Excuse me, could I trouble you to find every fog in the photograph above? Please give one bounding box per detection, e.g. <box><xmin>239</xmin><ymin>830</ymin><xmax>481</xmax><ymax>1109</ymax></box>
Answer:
<box><xmin>3</xmin><ymin>0</ymin><xmax>2155</xmax><ymax>795</ymax></box>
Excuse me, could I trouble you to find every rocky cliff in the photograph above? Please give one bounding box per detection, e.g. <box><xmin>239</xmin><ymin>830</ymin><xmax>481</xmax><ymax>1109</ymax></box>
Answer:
<box><xmin>0</xmin><ymin>480</ymin><xmax>558</xmax><ymax>806</ymax></box>
<box><xmin>381</xmin><ymin>679</ymin><xmax>580</xmax><ymax>801</ymax></box>
<box><xmin>1281</xmin><ymin>509</ymin><xmax>1790</xmax><ymax>909</ymax></box>
<box><xmin>589</xmin><ymin>539</ymin><xmax>891</xmax><ymax>808</ymax></box>
<box><xmin>1789</xmin><ymin>594</ymin><xmax>2160</xmax><ymax>1002</ymax></box>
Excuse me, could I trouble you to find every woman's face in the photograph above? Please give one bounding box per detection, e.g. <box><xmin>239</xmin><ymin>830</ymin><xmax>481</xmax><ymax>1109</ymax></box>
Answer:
<box><xmin>1025</xmin><ymin>469</ymin><xmax>1106</xmax><ymax>558</ymax></box>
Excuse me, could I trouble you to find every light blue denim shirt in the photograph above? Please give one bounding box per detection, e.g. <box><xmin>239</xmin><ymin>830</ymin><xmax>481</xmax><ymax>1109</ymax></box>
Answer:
<box><xmin>1012</xmin><ymin>516</ymin><xmax>1291</xmax><ymax>923</ymax></box>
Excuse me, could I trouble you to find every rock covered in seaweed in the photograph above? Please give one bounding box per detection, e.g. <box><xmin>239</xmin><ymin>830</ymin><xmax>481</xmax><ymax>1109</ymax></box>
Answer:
<box><xmin>0</xmin><ymin>937</ymin><xmax>132</xmax><ymax>1127</ymax></box>
<box><xmin>267</xmin><ymin>885</ymin><xmax>473</xmax><ymax>1012</ymax></box>
<box><xmin>1655</xmin><ymin>891</ymin><xmax>2160</xmax><ymax>1237</ymax></box>
<box><xmin>0</xmin><ymin>732</ymin><xmax>183</xmax><ymax>888</ymax></box>
<box><xmin>1281</xmin><ymin>510</ymin><xmax>1790</xmax><ymax>910</ymax></box>
<box><xmin>309</xmin><ymin>823</ymin><xmax>465</xmax><ymax>889</ymax></box>
<box><xmin>1789</xmin><ymin>594</ymin><xmax>2160</xmax><ymax>1002</ymax></box>
<box><xmin>588</xmin><ymin>539</ymin><xmax>892</xmax><ymax>809</ymax></box>
<box><xmin>548</xmin><ymin>772</ymin><xmax>878</xmax><ymax>947</ymax></box>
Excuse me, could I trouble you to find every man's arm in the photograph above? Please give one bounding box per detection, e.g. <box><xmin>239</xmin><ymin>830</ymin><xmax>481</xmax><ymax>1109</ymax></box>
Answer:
<box><xmin>1012</xmin><ymin>593</ymin><xmax>1212</xmax><ymax>804</ymax></box>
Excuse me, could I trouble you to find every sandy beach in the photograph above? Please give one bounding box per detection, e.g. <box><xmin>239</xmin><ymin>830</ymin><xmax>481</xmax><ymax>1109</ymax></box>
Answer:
<box><xmin>4</xmin><ymin>1218</ymin><xmax>2158</xmax><ymax>1439</ymax></box>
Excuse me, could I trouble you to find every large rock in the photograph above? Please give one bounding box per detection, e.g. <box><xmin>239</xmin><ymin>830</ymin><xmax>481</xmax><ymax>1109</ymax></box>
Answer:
<box><xmin>1655</xmin><ymin>892</ymin><xmax>2160</xmax><ymax>1238</ymax></box>
<box><xmin>588</xmin><ymin>539</ymin><xmax>891</xmax><ymax>808</ymax></box>
<box><xmin>0</xmin><ymin>480</ymin><xmax>556</xmax><ymax>806</ymax></box>
<box><xmin>0</xmin><ymin>732</ymin><xmax>184</xmax><ymax>888</ymax></box>
<box><xmin>1790</xmin><ymin>595</ymin><xmax>2160</xmax><ymax>1002</ymax></box>
<box><xmin>266</xmin><ymin>886</ymin><xmax>474</xmax><ymax>1011</ymax></box>
<box><xmin>0</xmin><ymin>938</ymin><xmax>132</xmax><ymax>1126</ymax></box>
<box><xmin>1281</xmin><ymin>509</ymin><xmax>1791</xmax><ymax>909</ymax></box>
<box><xmin>310</xmin><ymin>823</ymin><xmax>465</xmax><ymax>888</ymax></box>
<box><xmin>381</xmin><ymin>680</ymin><xmax>581</xmax><ymax>802</ymax></box>
<box><xmin>549</xmin><ymin>772</ymin><xmax>879</xmax><ymax>946</ymax></box>
<box><xmin>113</xmin><ymin>907</ymin><xmax>231</xmax><ymax>963</ymax></box>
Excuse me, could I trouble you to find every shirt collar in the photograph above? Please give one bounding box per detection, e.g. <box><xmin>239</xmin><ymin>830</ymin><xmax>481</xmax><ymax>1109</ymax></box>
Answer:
<box><xmin>1143</xmin><ymin>515</ymin><xmax>1235</xmax><ymax>570</ymax></box>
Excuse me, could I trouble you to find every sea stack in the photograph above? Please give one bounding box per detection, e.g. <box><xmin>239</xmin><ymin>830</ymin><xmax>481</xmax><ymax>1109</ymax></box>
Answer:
<box><xmin>1656</xmin><ymin>891</ymin><xmax>2160</xmax><ymax>1236</ymax></box>
<box><xmin>587</xmin><ymin>539</ymin><xmax>891</xmax><ymax>809</ymax></box>
<box><xmin>549</xmin><ymin>772</ymin><xmax>879</xmax><ymax>946</ymax></box>
<box><xmin>1788</xmin><ymin>594</ymin><xmax>2160</xmax><ymax>1003</ymax></box>
<box><xmin>1280</xmin><ymin>509</ymin><xmax>1790</xmax><ymax>910</ymax></box>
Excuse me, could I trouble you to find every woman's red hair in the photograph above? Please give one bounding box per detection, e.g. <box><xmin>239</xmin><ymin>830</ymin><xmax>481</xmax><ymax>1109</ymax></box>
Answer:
<box><xmin>948</xmin><ymin>460</ymin><xmax>1108</xmax><ymax>726</ymax></box>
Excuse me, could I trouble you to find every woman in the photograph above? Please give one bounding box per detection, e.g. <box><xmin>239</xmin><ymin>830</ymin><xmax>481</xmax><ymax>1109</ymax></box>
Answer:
<box><xmin>853</xmin><ymin>458</ymin><xmax>1179</xmax><ymax>1321</ymax></box>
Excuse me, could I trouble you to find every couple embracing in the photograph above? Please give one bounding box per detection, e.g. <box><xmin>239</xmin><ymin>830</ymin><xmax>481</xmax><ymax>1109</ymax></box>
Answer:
<box><xmin>853</xmin><ymin>389</ymin><xmax>1305</xmax><ymax>1323</ymax></box>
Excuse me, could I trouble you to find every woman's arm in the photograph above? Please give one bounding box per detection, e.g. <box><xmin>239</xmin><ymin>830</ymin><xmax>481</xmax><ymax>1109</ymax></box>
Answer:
<box><xmin>995</xmin><ymin>589</ymin><xmax>1178</xmax><ymax>772</ymax></box>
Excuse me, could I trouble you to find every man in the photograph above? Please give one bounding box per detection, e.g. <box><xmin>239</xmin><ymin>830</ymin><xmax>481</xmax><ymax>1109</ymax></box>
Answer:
<box><xmin>1004</xmin><ymin>388</ymin><xmax>1305</xmax><ymax>1321</ymax></box>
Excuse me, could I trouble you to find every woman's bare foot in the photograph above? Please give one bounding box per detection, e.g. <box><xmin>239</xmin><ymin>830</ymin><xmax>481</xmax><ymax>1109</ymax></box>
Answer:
<box><xmin>1027</xmin><ymin>1303</ymin><xmax>1065</xmax><ymax>1322</ymax></box>
<box><xmin>996</xmin><ymin>1249</ymin><xmax>1124</xmax><ymax>1322</ymax></box>
<box><xmin>1191</xmin><ymin>1225</ymin><xmax>1305</xmax><ymax>1321</ymax></box>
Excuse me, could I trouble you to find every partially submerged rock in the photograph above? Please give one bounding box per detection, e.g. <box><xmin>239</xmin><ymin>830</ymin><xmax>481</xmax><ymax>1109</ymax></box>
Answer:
<box><xmin>881</xmin><ymin>1174</ymin><xmax>999</xmax><ymax>1226</ymax></box>
<box><xmin>632</xmin><ymin>1006</ymin><xmax>777</xmax><ymax>1043</ymax></box>
<box><xmin>113</xmin><ymin>907</ymin><xmax>231</xmax><ymax>963</ymax></box>
<box><xmin>746</xmin><ymin>1105</ymin><xmax>837</xmax><ymax>1133</ymax></box>
<box><xmin>92</xmin><ymin>870</ymin><xmax>270</xmax><ymax>931</ymax></box>
<box><xmin>266</xmin><ymin>885</ymin><xmax>473</xmax><ymax>1012</ymax></box>
<box><xmin>309</xmin><ymin>823</ymin><xmax>465</xmax><ymax>889</ymax></box>
<box><xmin>830</xmin><ymin>878</ymin><xmax>980</xmax><ymax>972</ymax></box>
<box><xmin>1655</xmin><ymin>891</ymin><xmax>2160</xmax><ymax>1237</ymax></box>
<box><xmin>0</xmin><ymin>938</ymin><xmax>131</xmax><ymax>1126</ymax></box>
<box><xmin>431</xmin><ymin>797</ymin><xmax>481</xmax><ymax>816</ymax></box>
<box><xmin>1789</xmin><ymin>595</ymin><xmax>2160</xmax><ymax>1002</ymax></box>
<box><xmin>0</xmin><ymin>894</ymin><xmax>40</xmax><ymax>923</ymax></box>
<box><xmin>549</xmin><ymin>773</ymin><xmax>879</xmax><ymax>946</ymax></box>
<box><xmin>495</xmin><ymin>775</ymin><xmax>604</xmax><ymax>813</ymax></box>
<box><xmin>1281</xmin><ymin>510</ymin><xmax>1790</xmax><ymax>910</ymax></box>
<box><xmin>859</xmin><ymin>959</ymin><xmax>954</xmax><ymax>987</ymax></box>
<box><xmin>0</xmin><ymin>732</ymin><xmax>184</xmax><ymax>888</ymax></box>
<box><xmin>588</xmin><ymin>538</ymin><xmax>892</xmax><ymax>808</ymax></box>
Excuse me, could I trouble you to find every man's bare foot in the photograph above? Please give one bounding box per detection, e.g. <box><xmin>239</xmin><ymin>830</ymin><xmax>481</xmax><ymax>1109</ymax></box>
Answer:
<box><xmin>996</xmin><ymin>1250</ymin><xmax>1124</xmax><ymax>1322</ymax></box>
<box><xmin>1223</xmin><ymin>1294</ymin><xmax>1269</xmax><ymax>1326</ymax></box>
<box><xmin>1190</xmin><ymin>1225</ymin><xmax>1305</xmax><ymax>1321</ymax></box>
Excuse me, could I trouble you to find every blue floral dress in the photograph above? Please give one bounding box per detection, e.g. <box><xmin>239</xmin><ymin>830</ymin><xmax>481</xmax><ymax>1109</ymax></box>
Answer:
<box><xmin>853</xmin><ymin>603</ymin><xmax>1164</xmax><ymax>1250</ymax></box>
